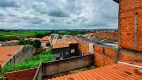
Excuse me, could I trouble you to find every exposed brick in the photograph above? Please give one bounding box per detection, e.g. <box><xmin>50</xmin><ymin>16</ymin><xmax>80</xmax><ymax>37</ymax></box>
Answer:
<box><xmin>77</xmin><ymin>40</ymin><xmax>89</xmax><ymax>55</ymax></box>
<box><xmin>104</xmin><ymin>56</ymin><xmax>116</xmax><ymax>66</ymax></box>
<box><xmin>120</xmin><ymin>49</ymin><xmax>142</xmax><ymax>65</ymax></box>
<box><xmin>120</xmin><ymin>0</ymin><xmax>142</xmax><ymax>52</ymax></box>
<box><xmin>4</xmin><ymin>68</ymin><xmax>37</xmax><ymax>80</ymax></box>
<box><xmin>104</xmin><ymin>48</ymin><xmax>117</xmax><ymax>58</ymax></box>
<box><xmin>94</xmin><ymin>45</ymin><xmax>103</xmax><ymax>53</ymax></box>
<box><xmin>97</xmin><ymin>32</ymin><xmax>118</xmax><ymax>39</ymax></box>
<box><xmin>94</xmin><ymin>52</ymin><xmax>104</xmax><ymax>67</ymax></box>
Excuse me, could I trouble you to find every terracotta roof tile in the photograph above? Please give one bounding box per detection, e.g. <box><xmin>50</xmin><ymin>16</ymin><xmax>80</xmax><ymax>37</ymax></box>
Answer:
<box><xmin>52</xmin><ymin>38</ymin><xmax>77</xmax><ymax>49</ymax></box>
<box><xmin>0</xmin><ymin>46</ymin><xmax>22</xmax><ymax>66</ymax></box>
<box><xmin>51</xmin><ymin>63</ymin><xmax>142</xmax><ymax>80</ymax></box>
<box><xmin>41</xmin><ymin>36</ymin><xmax>50</xmax><ymax>41</ymax></box>
<box><xmin>27</xmin><ymin>38</ymin><xmax>40</xmax><ymax>41</ymax></box>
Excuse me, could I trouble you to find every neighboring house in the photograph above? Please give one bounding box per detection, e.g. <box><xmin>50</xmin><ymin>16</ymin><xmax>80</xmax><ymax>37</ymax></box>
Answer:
<box><xmin>0</xmin><ymin>40</ymin><xmax>18</xmax><ymax>46</ymax></box>
<box><xmin>25</xmin><ymin>38</ymin><xmax>40</xmax><ymax>41</ymax></box>
<box><xmin>51</xmin><ymin>38</ymin><xmax>79</xmax><ymax>60</ymax></box>
<box><xmin>40</xmin><ymin>36</ymin><xmax>50</xmax><ymax>47</ymax></box>
<box><xmin>0</xmin><ymin>45</ymin><xmax>33</xmax><ymax>67</ymax></box>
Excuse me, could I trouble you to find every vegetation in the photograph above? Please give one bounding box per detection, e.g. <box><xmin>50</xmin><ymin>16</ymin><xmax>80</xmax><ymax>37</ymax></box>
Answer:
<box><xmin>18</xmin><ymin>40</ymin><xmax>41</xmax><ymax>49</ymax></box>
<box><xmin>33</xmin><ymin>40</ymin><xmax>41</xmax><ymax>49</ymax></box>
<box><xmin>0</xmin><ymin>49</ymin><xmax>56</xmax><ymax>77</ymax></box>
<box><xmin>0</xmin><ymin>30</ymin><xmax>84</xmax><ymax>41</ymax></box>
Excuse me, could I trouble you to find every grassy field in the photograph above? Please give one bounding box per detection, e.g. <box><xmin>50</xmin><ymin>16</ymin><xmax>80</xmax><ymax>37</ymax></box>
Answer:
<box><xmin>0</xmin><ymin>31</ymin><xmax>46</xmax><ymax>38</ymax></box>
<box><xmin>0</xmin><ymin>48</ymin><xmax>56</xmax><ymax>77</ymax></box>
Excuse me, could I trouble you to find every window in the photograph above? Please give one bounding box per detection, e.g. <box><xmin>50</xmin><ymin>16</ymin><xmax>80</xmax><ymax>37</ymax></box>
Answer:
<box><xmin>71</xmin><ymin>49</ymin><xmax>75</xmax><ymax>53</ymax></box>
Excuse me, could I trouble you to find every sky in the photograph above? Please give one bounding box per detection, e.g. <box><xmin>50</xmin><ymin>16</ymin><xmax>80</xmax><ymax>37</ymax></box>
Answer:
<box><xmin>0</xmin><ymin>0</ymin><xmax>119</xmax><ymax>29</ymax></box>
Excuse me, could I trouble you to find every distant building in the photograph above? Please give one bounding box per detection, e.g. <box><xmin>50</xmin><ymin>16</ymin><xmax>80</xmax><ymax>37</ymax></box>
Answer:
<box><xmin>25</xmin><ymin>38</ymin><xmax>40</xmax><ymax>41</ymax></box>
<box><xmin>51</xmin><ymin>38</ymin><xmax>79</xmax><ymax>60</ymax></box>
<box><xmin>40</xmin><ymin>36</ymin><xmax>50</xmax><ymax>47</ymax></box>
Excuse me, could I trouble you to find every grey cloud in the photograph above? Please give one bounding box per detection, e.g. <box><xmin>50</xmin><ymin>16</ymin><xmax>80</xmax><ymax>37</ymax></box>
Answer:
<box><xmin>48</xmin><ymin>9</ymin><xmax>70</xmax><ymax>17</ymax></box>
<box><xmin>0</xmin><ymin>0</ymin><xmax>18</xmax><ymax>7</ymax></box>
<box><xmin>30</xmin><ymin>17</ymin><xmax>45</xmax><ymax>24</ymax></box>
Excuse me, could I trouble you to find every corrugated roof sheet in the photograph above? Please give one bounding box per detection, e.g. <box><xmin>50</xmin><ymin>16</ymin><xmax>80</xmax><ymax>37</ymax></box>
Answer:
<box><xmin>0</xmin><ymin>46</ymin><xmax>22</xmax><ymax>66</ymax></box>
<box><xmin>52</xmin><ymin>38</ymin><xmax>78</xmax><ymax>49</ymax></box>
<box><xmin>51</xmin><ymin>63</ymin><xmax>142</xmax><ymax>80</ymax></box>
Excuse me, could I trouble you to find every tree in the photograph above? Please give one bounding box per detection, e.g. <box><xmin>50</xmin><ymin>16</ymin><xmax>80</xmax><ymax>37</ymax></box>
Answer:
<box><xmin>33</xmin><ymin>40</ymin><xmax>41</xmax><ymax>49</ymax></box>
<box><xmin>35</xmin><ymin>33</ymin><xmax>44</xmax><ymax>38</ymax></box>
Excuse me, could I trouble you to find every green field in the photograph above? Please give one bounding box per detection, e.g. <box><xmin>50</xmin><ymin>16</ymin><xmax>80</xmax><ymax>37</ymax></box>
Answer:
<box><xmin>0</xmin><ymin>31</ymin><xmax>46</xmax><ymax>38</ymax></box>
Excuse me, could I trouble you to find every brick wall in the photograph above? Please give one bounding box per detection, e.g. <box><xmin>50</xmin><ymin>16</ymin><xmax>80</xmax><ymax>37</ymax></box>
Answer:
<box><xmin>87</xmin><ymin>32</ymin><xmax>118</xmax><ymax>39</ymax></box>
<box><xmin>0</xmin><ymin>77</ymin><xmax>2</xmax><ymax>80</ymax></box>
<box><xmin>4</xmin><ymin>68</ymin><xmax>37</xmax><ymax>80</ymax></box>
<box><xmin>119</xmin><ymin>49</ymin><xmax>142</xmax><ymax>65</ymax></box>
<box><xmin>120</xmin><ymin>0</ymin><xmax>142</xmax><ymax>52</ymax></box>
<box><xmin>77</xmin><ymin>40</ymin><xmax>89</xmax><ymax>55</ymax></box>
<box><xmin>104</xmin><ymin>48</ymin><xmax>117</xmax><ymax>58</ymax></box>
<box><xmin>94</xmin><ymin>52</ymin><xmax>104</xmax><ymax>67</ymax></box>
<box><xmin>94</xmin><ymin>45</ymin><xmax>117</xmax><ymax>67</ymax></box>
<box><xmin>97</xmin><ymin>32</ymin><xmax>118</xmax><ymax>39</ymax></box>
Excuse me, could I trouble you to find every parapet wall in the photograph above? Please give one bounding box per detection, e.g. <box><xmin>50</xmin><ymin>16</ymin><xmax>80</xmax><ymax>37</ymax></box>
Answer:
<box><xmin>35</xmin><ymin>55</ymin><xmax>94</xmax><ymax>80</ymax></box>
<box><xmin>94</xmin><ymin>45</ymin><xmax>118</xmax><ymax>67</ymax></box>
<box><xmin>2</xmin><ymin>45</ymin><xmax>34</xmax><ymax>67</ymax></box>
<box><xmin>119</xmin><ymin>48</ymin><xmax>142</xmax><ymax>66</ymax></box>
<box><xmin>4</xmin><ymin>68</ymin><xmax>37</xmax><ymax>80</ymax></box>
<box><xmin>77</xmin><ymin>40</ymin><xmax>89</xmax><ymax>55</ymax></box>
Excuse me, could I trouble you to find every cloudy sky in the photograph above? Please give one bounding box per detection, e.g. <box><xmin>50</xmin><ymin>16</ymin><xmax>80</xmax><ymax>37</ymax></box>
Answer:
<box><xmin>0</xmin><ymin>0</ymin><xmax>119</xmax><ymax>29</ymax></box>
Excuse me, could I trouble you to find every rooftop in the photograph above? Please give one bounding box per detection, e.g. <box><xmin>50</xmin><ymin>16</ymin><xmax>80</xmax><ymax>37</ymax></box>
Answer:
<box><xmin>41</xmin><ymin>36</ymin><xmax>50</xmax><ymax>41</ymax></box>
<box><xmin>52</xmin><ymin>38</ymin><xmax>78</xmax><ymax>49</ymax></box>
<box><xmin>0</xmin><ymin>45</ymin><xmax>23</xmax><ymax>66</ymax></box>
<box><xmin>50</xmin><ymin>63</ymin><xmax>142</xmax><ymax>80</ymax></box>
<box><xmin>77</xmin><ymin>37</ymin><xmax>118</xmax><ymax>49</ymax></box>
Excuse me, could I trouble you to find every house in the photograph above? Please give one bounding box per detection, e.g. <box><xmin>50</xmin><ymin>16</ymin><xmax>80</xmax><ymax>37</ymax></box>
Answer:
<box><xmin>51</xmin><ymin>38</ymin><xmax>79</xmax><ymax>60</ymax></box>
<box><xmin>40</xmin><ymin>36</ymin><xmax>50</xmax><ymax>47</ymax></box>
<box><xmin>0</xmin><ymin>45</ymin><xmax>33</xmax><ymax>67</ymax></box>
<box><xmin>25</xmin><ymin>38</ymin><xmax>40</xmax><ymax>41</ymax></box>
<box><xmin>0</xmin><ymin>46</ymin><xmax>22</xmax><ymax>66</ymax></box>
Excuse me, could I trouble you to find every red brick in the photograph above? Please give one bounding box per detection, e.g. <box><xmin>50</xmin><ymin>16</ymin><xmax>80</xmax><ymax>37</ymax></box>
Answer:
<box><xmin>120</xmin><ymin>49</ymin><xmax>142</xmax><ymax>64</ymax></box>
<box><xmin>77</xmin><ymin>40</ymin><xmax>89</xmax><ymax>55</ymax></box>
<box><xmin>120</xmin><ymin>0</ymin><xmax>142</xmax><ymax>52</ymax></box>
<box><xmin>104</xmin><ymin>56</ymin><xmax>116</xmax><ymax>66</ymax></box>
<box><xmin>104</xmin><ymin>48</ymin><xmax>117</xmax><ymax>58</ymax></box>
<box><xmin>94</xmin><ymin>52</ymin><xmax>104</xmax><ymax>67</ymax></box>
<box><xmin>94</xmin><ymin>45</ymin><xmax>103</xmax><ymax>53</ymax></box>
<box><xmin>4</xmin><ymin>68</ymin><xmax>37</xmax><ymax>80</ymax></box>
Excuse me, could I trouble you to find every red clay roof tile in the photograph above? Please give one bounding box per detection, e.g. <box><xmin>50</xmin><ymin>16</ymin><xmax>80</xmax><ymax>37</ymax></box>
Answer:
<box><xmin>51</xmin><ymin>63</ymin><xmax>142</xmax><ymax>80</ymax></box>
<box><xmin>0</xmin><ymin>46</ymin><xmax>22</xmax><ymax>66</ymax></box>
<box><xmin>52</xmin><ymin>38</ymin><xmax>77</xmax><ymax>49</ymax></box>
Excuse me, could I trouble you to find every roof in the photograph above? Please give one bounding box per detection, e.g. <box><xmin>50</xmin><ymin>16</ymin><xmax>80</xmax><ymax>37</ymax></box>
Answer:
<box><xmin>51</xmin><ymin>63</ymin><xmax>142</xmax><ymax>80</ymax></box>
<box><xmin>41</xmin><ymin>36</ymin><xmax>50</xmax><ymax>41</ymax></box>
<box><xmin>113</xmin><ymin>0</ymin><xmax>119</xmax><ymax>3</ymax></box>
<box><xmin>52</xmin><ymin>38</ymin><xmax>78</xmax><ymax>49</ymax></box>
<box><xmin>0</xmin><ymin>45</ymin><xmax>22</xmax><ymax>66</ymax></box>
<box><xmin>27</xmin><ymin>38</ymin><xmax>40</xmax><ymax>41</ymax></box>
<box><xmin>9</xmin><ymin>40</ymin><xmax>19</xmax><ymax>43</ymax></box>
<box><xmin>87</xmin><ymin>33</ymin><xmax>96</xmax><ymax>37</ymax></box>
